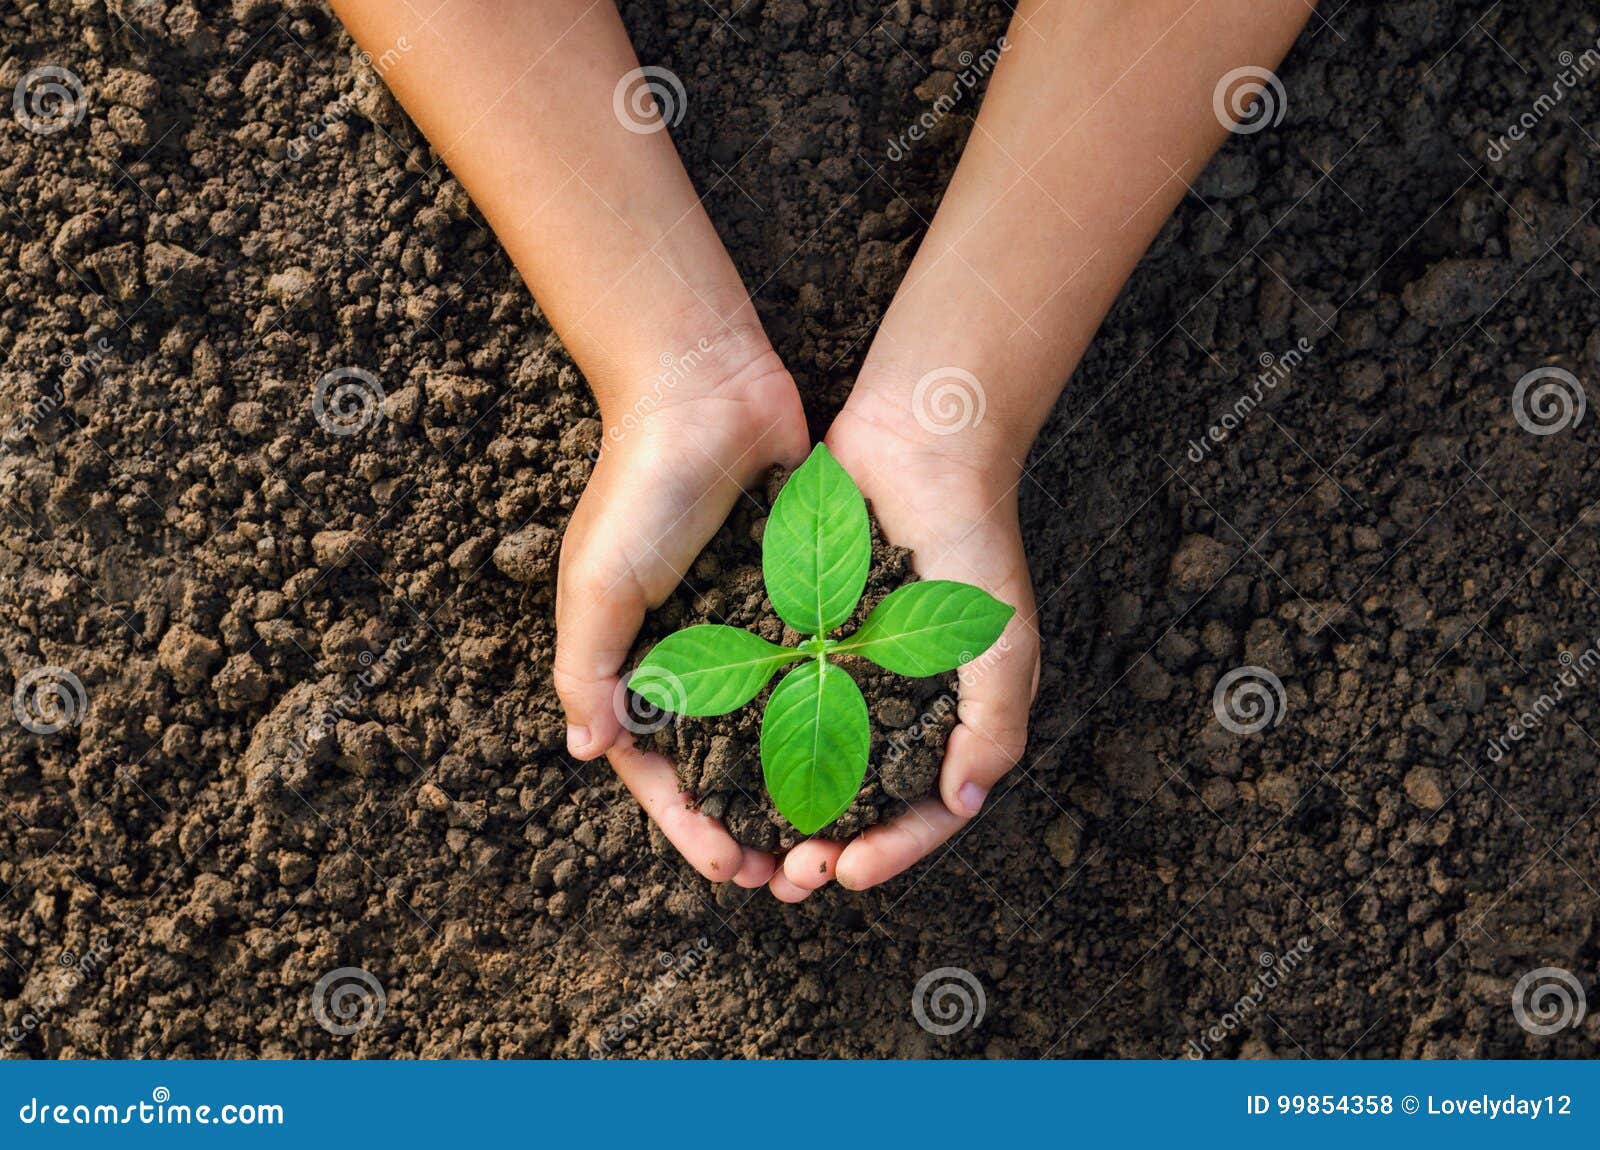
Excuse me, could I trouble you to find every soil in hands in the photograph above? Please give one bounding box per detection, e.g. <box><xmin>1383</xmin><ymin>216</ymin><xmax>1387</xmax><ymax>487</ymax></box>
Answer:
<box><xmin>634</xmin><ymin>465</ymin><xmax>957</xmax><ymax>852</ymax></box>
<box><xmin>3</xmin><ymin>0</ymin><xmax>1599</xmax><ymax>1061</ymax></box>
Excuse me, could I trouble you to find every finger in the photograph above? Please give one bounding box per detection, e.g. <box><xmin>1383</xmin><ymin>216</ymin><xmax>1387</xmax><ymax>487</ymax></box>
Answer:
<box><xmin>553</xmin><ymin>440</ymin><xmax>767</xmax><ymax>760</ymax></box>
<box><xmin>606</xmin><ymin>742</ymin><xmax>744</xmax><ymax>882</ymax></box>
<box><xmin>768</xmin><ymin>869</ymin><xmax>813</xmax><ymax>903</ymax></box>
<box><xmin>783</xmin><ymin>838</ymin><xmax>846</xmax><ymax>891</ymax></box>
<box><xmin>939</xmin><ymin>608</ymin><xmax>1039</xmax><ymax>819</ymax></box>
<box><xmin>733</xmin><ymin>846</ymin><xmax>778</xmax><ymax>888</ymax></box>
<box><xmin>553</xmin><ymin>525</ymin><xmax>642</xmax><ymax>760</ymax></box>
<box><xmin>834</xmin><ymin>799</ymin><xmax>966</xmax><ymax>891</ymax></box>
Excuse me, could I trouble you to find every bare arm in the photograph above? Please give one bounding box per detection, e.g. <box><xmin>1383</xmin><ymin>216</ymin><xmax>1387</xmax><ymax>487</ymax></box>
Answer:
<box><xmin>786</xmin><ymin>0</ymin><xmax>1317</xmax><ymax>897</ymax></box>
<box><xmin>850</xmin><ymin>0</ymin><xmax>1315</xmax><ymax>455</ymax></box>
<box><xmin>330</xmin><ymin>0</ymin><xmax>807</xmax><ymax>887</ymax></box>
<box><xmin>328</xmin><ymin>0</ymin><xmax>773</xmax><ymax>401</ymax></box>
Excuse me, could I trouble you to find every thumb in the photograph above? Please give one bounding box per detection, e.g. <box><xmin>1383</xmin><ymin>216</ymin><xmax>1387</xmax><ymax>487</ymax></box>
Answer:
<box><xmin>552</xmin><ymin>464</ymin><xmax>656</xmax><ymax>760</ymax></box>
<box><xmin>938</xmin><ymin>572</ymin><xmax>1039</xmax><ymax>819</ymax></box>
<box><xmin>553</xmin><ymin>537</ymin><xmax>644</xmax><ymax>760</ymax></box>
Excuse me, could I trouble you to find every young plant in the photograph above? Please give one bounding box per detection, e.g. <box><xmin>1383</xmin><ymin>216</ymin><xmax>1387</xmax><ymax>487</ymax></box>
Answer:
<box><xmin>628</xmin><ymin>444</ymin><xmax>1014</xmax><ymax>834</ymax></box>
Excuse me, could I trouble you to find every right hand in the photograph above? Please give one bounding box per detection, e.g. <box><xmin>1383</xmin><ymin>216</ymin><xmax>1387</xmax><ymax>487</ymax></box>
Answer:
<box><xmin>553</xmin><ymin>330</ymin><xmax>810</xmax><ymax>886</ymax></box>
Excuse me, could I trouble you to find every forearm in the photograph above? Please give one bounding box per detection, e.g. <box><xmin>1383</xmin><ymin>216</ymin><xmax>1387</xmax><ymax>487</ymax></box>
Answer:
<box><xmin>858</xmin><ymin>0</ymin><xmax>1314</xmax><ymax>464</ymax></box>
<box><xmin>329</xmin><ymin>0</ymin><xmax>767</xmax><ymax>416</ymax></box>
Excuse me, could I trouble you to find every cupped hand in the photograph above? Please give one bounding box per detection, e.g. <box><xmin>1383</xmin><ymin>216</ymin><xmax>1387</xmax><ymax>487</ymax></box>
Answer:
<box><xmin>767</xmin><ymin>393</ymin><xmax>1041</xmax><ymax>902</ymax></box>
<box><xmin>553</xmin><ymin>337</ymin><xmax>809</xmax><ymax>886</ymax></box>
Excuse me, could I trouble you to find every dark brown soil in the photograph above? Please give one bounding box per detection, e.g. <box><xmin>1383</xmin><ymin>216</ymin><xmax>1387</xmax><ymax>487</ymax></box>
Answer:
<box><xmin>3</xmin><ymin>1</ymin><xmax>1600</xmax><ymax>1059</ymax></box>
<box><xmin>632</xmin><ymin>466</ymin><xmax>956</xmax><ymax>851</ymax></box>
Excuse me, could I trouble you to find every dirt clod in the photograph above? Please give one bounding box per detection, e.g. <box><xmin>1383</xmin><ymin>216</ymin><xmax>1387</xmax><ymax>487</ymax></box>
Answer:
<box><xmin>1</xmin><ymin>0</ymin><xmax>1594</xmax><ymax>1061</ymax></box>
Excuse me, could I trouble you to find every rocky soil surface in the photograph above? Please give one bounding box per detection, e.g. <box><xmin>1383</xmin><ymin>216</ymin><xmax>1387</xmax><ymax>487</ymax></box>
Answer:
<box><xmin>2</xmin><ymin>0</ymin><xmax>1599</xmax><ymax>1057</ymax></box>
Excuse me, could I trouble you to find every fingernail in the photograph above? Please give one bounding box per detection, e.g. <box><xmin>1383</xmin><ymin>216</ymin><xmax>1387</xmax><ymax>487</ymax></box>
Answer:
<box><xmin>958</xmin><ymin>782</ymin><xmax>987</xmax><ymax>815</ymax></box>
<box><xmin>566</xmin><ymin>725</ymin><xmax>591</xmax><ymax>756</ymax></box>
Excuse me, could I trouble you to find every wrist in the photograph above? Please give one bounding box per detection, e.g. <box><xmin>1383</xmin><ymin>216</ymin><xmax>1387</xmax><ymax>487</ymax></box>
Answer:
<box><xmin>588</xmin><ymin>299</ymin><xmax>805</xmax><ymax>467</ymax></box>
<box><xmin>841</xmin><ymin>358</ymin><xmax>1032</xmax><ymax>487</ymax></box>
<box><xmin>595</xmin><ymin>314</ymin><xmax>779</xmax><ymax>419</ymax></box>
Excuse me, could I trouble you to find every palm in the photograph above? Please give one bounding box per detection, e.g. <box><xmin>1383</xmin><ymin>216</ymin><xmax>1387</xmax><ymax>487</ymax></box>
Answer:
<box><xmin>763</xmin><ymin>408</ymin><xmax>1040</xmax><ymax>900</ymax></box>
<box><xmin>553</xmin><ymin>365</ymin><xmax>808</xmax><ymax>888</ymax></box>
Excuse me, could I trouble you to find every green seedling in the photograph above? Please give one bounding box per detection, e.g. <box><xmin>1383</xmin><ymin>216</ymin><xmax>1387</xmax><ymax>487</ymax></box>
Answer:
<box><xmin>629</xmin><ymin>444</ymin><xmax>1014</xmax><ymax>834</ymax></box>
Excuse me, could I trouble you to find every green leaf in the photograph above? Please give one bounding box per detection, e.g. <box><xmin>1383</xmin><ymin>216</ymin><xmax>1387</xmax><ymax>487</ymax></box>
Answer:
<box><xmin>762</xmin><ymin>443</ymin><xmax>871</xmax><ymax>637</ymax></box>
<box><xmin>835</xmin><ymin>580</ymin><xmax>1014</xmax><ymax>676</ymax></box>
<box><xmin>629</xmin><ymin>625</ymin><xmax>801</xmax><ymax>717</ymax></box>
<box><xmin>760</xmin><ymin>659</ymin><xmax>869</xmax><ymax>834</ymax></box>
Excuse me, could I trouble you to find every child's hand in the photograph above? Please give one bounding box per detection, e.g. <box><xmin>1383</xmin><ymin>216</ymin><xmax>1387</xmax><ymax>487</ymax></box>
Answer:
<box><xmin>553</xmin><ymin>339</ymin><xmax>808</xmax><ymax>886</ymax></box>
<box><xmin>333</xmin><ymin>0</ymin><xmax>1313</xmax><ymax>901</ymax></box>
<box><xmin>742</xmin><ymin>0</ymin><xmax>1312</xmax><ymax>902</ymax></box>
<box><xmin>766</xmin><ymin>390</ymin><xmax>1041</xmax><ymax>901</ymax></box>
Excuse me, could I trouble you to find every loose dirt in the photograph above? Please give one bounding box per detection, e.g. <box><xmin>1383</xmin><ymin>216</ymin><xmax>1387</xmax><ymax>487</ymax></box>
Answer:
<box><xmin>633</xmin><ymin>467</ymin><xmax>957</xmax><ymax>851</ymax></box>
<box><xmin>2</xmin><ymin>1</ymin><xmax>1598</xmax><ymax>1058</ymax></box>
